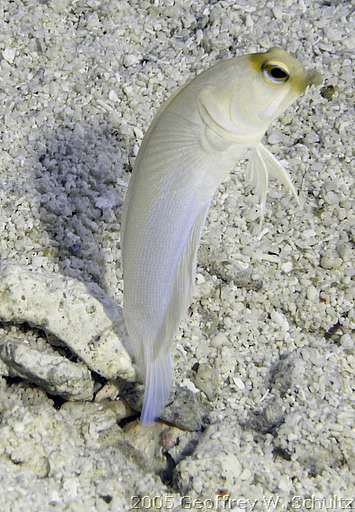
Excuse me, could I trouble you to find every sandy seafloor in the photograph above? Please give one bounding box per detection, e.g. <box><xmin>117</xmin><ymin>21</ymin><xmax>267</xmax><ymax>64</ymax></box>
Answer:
<box><xmin>0</xmin><ymin>0</ymin><xmax>354</xmax><ymax>511</ymax></box>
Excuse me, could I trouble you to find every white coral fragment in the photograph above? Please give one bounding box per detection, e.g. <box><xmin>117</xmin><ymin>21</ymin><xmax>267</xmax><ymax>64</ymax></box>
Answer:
<box><xmin>0</xmin><ymin>263</ymin><xmax>136</xmax><ymax>382</ymax></box>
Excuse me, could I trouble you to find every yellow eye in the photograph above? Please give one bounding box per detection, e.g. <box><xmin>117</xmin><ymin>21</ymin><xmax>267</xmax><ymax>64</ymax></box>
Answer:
<box><xmin>262</xmin><ymin>62</ymin><xmax>289</xmax><ymax>84</ymax></box>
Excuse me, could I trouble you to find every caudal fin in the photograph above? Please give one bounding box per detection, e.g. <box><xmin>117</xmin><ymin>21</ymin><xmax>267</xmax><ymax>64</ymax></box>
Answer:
<box><xmin>140</xmin><ymin>351</ymin><xmax>172</xmax><ymax>423</ymax></box>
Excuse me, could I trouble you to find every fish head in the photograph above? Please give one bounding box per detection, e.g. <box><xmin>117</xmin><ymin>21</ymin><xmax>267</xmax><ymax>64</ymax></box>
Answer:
<box><xmin>230</xmin><ymin>47</ymin><xmax>321</xmax><ymax>136</ymax></box>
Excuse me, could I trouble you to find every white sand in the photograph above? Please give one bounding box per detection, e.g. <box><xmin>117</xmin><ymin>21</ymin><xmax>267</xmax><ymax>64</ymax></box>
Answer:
<box><xmin>0</xmin><ymin>0</ymin><xmax>353</xmax><ymax>510</ymax></box>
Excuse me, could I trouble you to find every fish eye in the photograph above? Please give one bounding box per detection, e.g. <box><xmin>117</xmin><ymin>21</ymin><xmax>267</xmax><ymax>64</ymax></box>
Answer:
<box><xmin>262</xmin><ymin>62</ymin><xmax>289</xmax><ymax>84</ymax></box>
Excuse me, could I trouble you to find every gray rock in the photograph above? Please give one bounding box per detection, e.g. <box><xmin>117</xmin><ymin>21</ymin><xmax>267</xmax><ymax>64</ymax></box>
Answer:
<box><xmin>0</xmin><ymin>263</ymin><xmax>136</xmax><ymax>382</ymax></box>
<box><xmin>94</xmin><ymin>382</ymin><xmax>120</xmax><ymax>402</ymax></box>
<box><xmin>175</xmin><ymin>423</ymin><xmax>243</xmax><ymax>496</ymax></box>
<box><xmin>0</xmin><ymin>339</ymin><xmax>94</xmax><ymax>400</ymax></box>
<box><xmin>123</xmin><ymin>420</ymin><xmax>167</xmax><ymax>473</ymax></box>
<box><xmin>193</xmin><ymin>363</ymin><xmax>219</xmax><ymax>401</ymax></box>
<box><xmin>118</xmin><ymin>381</ymin><xmax>145</xmax><ymax>413</ymax></box>
<box><xmin>160</xmin><ymin>385</ymin><xmax>210</xmax><ymax>432</ymax></box>
<box><xmin>123</xmin><ymin>54</ymin><xmax>140</xmax><ymax>67</ymax></box>
<box><xmin>0</xmin><ymin>382</ymin><xmax>172</xmax><ymax>508</ymax></box>
<box><xmin>60</xmin><ymin>401</ymin><xmax>130</xmax><ymax>432</ymax></box>
<box><xmin>2</xmin><ymin>47</ymin><xmax>16</xmax><ymax>63</ymax></box>
<box><xmin>0</xmin><ymin>356</ymin><xmax>10</xmax><ymax>377</ymax></box>
<box><xmin>320</xmin><ymin>84</ymin><xmax>336</xmax><ymax>100</ymax></box>
<box><xmin>319</xmin><ymin>252</ymin><xmax>342</xmax><ymax>270</ymax></box>
<box><xmin>120</xmin><ymin>382</ymin><xmax>209</xmax><ymax>431</ymax></box>
<box><xmin>336</xmin><ymin>242</ymin><xmax>352</xmax><ymax>261</ymax></box>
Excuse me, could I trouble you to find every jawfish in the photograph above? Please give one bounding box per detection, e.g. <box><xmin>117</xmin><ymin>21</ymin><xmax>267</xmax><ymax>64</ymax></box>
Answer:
<box><xmin>121</xmin><ymin>47</ymin><xmax>320</xmax><ymax>422</ymax></box>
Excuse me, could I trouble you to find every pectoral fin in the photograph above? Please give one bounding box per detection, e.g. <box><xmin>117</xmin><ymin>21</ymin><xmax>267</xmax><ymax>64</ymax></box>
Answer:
<box><xmin>247</xmin><ymin>143</ymin><xmax>300</xmax><ymax>221</ymax></box>
<box><xmin>257</xmin><ymin>144</ymin><xmax>300</xmax><ymax>205</ymax></box>
<box><xmin>247</xmin><ymin>145</ymin><xmax>269</xmax><ymax>212</ymax></box>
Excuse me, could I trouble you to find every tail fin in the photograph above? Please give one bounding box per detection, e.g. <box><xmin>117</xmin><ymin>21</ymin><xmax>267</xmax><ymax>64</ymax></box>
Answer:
<box><xmin>140</xmin><ymin>350</ymin><xmax>172</xmax><ymax>423</ymax></box>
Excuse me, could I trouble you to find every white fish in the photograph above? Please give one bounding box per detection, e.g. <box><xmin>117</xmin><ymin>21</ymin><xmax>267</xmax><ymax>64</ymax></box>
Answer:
<box><xmin>121</xmin><ymin>47</ymin><xmax>320</xmax><ymax>422</ymax></box>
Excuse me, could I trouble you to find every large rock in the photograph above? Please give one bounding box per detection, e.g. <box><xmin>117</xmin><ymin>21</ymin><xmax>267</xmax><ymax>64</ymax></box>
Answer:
<box><xmin>0</xmin><ymin>263</ymin><xmax>135</xmax><ymax>381</ymax></box>
<box><xmin>0</xmin><ymin>339</ymin><xmax>94</xmax><ymax>400</ymax></box>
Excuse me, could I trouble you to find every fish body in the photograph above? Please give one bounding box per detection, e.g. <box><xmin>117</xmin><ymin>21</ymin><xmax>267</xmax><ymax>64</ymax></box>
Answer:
<box><xmin>121</xmin><ymin>48</ymin><xmax>319</xmax><ymax>422</ymax></box>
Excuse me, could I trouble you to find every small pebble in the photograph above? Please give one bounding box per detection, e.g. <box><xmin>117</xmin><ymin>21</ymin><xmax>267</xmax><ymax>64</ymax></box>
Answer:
<box><xmin>336</xmin><ymin>242</ymin><xmax>351</xmax><ymax>261</ymax></box>
<box><xmin>2</xmin><ymin>47</ymin><xmax>16</xmax><ymax>63</ymax></box>
<box><xmin>233</xmin><ymin>377</ymin><xmax>245</xmax><ymax>391</ymax></box>
<box><xmin>340</xmin><ymin>334</ymin><xmax>353</xmax><ymax>351</ymax></box>
<box><xmin>211</xmin><ymin>333</ymin><xmax>229</xmax><ymax>349</ymax></box>
<box><xmin>320</xmin><ymin>253</ymin><xmax>342</xmax><ymax>270</ymax></box>
<box><xmin>281</xmin><ymin>261</ymin><xmax>293</xmax><ymax>273</ymax></box>
<box><xmin>307</xmin><ymin>285</ymin><xmax>319</xmax><ymax>301</ymax></box>
<box><xmin>320</xmin><ymin>85</ymin><xmax>336</xmax><ymax>100</ymax></box>
<box><xmin>268</xmin><ymin>131</ymin><xmax>282</xmax><ymax>145</ymax></box>
<box><xmin>160</xmin><ymin>428</ymin><xmax>179</xmax><ymax>450</ymax></box>
<box><xmin>94</xmin><ymin>382</ymin><xmax>120</xmax><ymax>402</ymax></box>
<box><xmin>324</xmin><ymin>190</ymin><xmax>339</xmax><ymax>205</ymax></box>
<box><xmin>193</xmin><ymin>363</ymin><xmax>219</xmax><ymax>401</ymax></box>
<box><xmin>271</xmin><ymin>311</ymin><xmax>289</xmax><ymax>331</ymax></box>
<box><xmin>133</xmin><ymin>126</ymin><xmax>143</xmax><ymax>139</ymax></box>
<box><xmin>108</xmin><ymin>90</ymin><xmax>119</xmax><ymax>102</ymax></box>
<box><xmin>123</xmin><ymin>54</ymin><xmax>140</xmax><ymax>67</ymax></box>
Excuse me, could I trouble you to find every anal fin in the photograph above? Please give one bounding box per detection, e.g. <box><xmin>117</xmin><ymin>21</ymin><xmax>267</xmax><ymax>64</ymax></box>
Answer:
<box><xmin>141</xmin><ymin>349</ymin><xmax>172</xmax><ymax>423</ymax></box>
<box><xmin>140</xmin><ymin>202</ymin><xmax>211</xmax><ymax>423</ymax></box>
